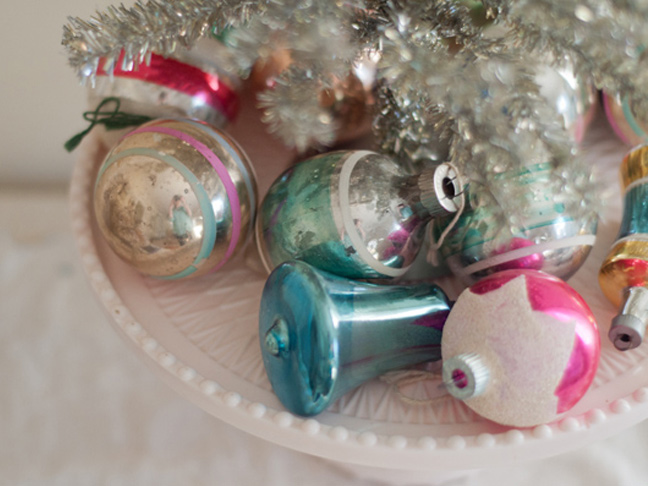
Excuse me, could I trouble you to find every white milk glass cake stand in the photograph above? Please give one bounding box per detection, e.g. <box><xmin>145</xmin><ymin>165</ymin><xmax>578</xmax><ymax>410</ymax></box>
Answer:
<box><xmin>69</xmin><ymin>98</ymin><xmax>648</xmax><ymax>485</ymax></box>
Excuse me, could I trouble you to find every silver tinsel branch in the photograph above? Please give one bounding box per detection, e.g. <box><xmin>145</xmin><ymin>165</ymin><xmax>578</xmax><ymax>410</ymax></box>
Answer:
<box><xmin>488</xmin><ymin>0</ymin><xmax>648</xmax><ymax>112</ymax></box>
<box><xmin>62</xmin><ymin>0</ymin><xmax>648</xmax><ymax>230</ymax></box>
<box><xmin>62</xmin><ymin>0</ymin><xmax>263</xmax><ymax>83</ymax></box>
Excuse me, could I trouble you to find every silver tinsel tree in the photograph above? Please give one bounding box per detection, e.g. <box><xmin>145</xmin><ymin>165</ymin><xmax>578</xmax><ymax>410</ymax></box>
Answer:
<box><xmin>62</xmin><ymin>0</ymin><xmax>648</xmax><ymax>237</ymax></box>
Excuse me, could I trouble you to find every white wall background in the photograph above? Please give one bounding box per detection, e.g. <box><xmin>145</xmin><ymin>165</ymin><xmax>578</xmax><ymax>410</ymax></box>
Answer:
<box><xmin>0</xmin><ymin>1</ymin><xmax>135</xmax><ymax>187</ymax></box>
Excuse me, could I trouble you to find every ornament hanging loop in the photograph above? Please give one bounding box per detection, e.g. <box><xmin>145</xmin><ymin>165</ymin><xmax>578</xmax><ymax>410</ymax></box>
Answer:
<box><xmin>426</xmin><ymin>162</ymin><xmax>467</xmax><ymax>267</ymax></box>
<box><xmin>64</xmin><ymin>97</ymin><xmax>153</xmax><ymax>152</ymax></box>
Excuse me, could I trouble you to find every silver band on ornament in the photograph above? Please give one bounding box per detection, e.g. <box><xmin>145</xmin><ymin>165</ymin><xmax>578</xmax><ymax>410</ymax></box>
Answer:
<box><xmin>454</xmin><ymin>234</ymin><xmax>597</xmax><ymax>279</ymax></box>
<box><xmin>337</xmin><ymin>151</ymin><xmax>410</xmax><ymax>278</ymax></box>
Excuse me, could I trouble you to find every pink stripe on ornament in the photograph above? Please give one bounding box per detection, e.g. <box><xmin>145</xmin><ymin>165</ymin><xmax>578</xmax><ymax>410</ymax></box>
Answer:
<box><xmin>131</xmin><ymin>125</ymin><xmax>242</xmax><ymax>272</ymax></box>
<box><xmin>603</xmin><ymin>92</ymin><xmax>632</xmax><ymax>145</ymax></box>
<box><xmin>469</xmin><ymin>270</ymin><xmax>600</xmax><ymax>414</ymax></box>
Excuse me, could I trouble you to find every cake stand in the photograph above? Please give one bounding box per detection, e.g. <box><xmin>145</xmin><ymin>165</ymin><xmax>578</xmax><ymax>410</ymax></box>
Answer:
<box><xmin>69</xmin><ymin>98</ymin><xmax>648</xmax><ymax>483</ymax></box>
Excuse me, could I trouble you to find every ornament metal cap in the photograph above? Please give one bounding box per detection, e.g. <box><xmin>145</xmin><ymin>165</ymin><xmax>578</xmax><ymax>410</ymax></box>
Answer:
<box><xmin>442</xmin><ymin>353</ymin><xmax>490</xmax><ymax>400</ymax></box>
<box><xmin>418</xmin><ymin>162</ymin><xmax>463</xmax><ymax>216</ymax></box>
<box><xmin>609</xmin><ymin>286</ymin><xmax>648</xmax><ymax>351</ymax></box>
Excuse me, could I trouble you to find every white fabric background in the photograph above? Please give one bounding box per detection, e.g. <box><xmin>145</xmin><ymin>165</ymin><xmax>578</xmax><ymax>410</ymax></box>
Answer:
<box><xmin>4</xmin><ymin>188</ymin><xmax>648</xmax><ymax>486</ymax></box>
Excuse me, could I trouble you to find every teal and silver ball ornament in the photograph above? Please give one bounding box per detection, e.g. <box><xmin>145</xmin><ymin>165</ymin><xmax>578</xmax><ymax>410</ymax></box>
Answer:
<box><xmin>256</xmin><ymin>150</ymin><xmax>463</xmax><ymax>280</ymax></box>
<box><xmin>93</xmin><ymin>118</ymin><xmax>257</xmax><ymax>279</ymax></box>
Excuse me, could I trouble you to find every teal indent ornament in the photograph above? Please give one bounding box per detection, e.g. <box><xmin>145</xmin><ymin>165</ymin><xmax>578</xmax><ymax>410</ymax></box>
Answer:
<box><xmin>256</xmin><ymin>150</ymin><xmax>462</xmax><ymax>280</ymax></box>
<box><xmin>259</xmin><ymin>260</ymin><xmax>452</xmax><ymax>416</ymax></box>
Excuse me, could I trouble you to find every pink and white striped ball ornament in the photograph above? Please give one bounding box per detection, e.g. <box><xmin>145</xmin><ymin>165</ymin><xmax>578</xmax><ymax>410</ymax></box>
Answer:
<box><xmin>94</xmin><ymin>118</ymin><xmax>257</xmax><ymax>280</ymax></box>
<box><xmin>442</xmin><ymin>269</ymin><xmax>600</xmax><ymax>427</ymax></box>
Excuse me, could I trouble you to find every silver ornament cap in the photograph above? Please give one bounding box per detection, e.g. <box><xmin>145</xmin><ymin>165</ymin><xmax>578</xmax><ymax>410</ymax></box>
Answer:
<box><xmin>609</xmin><ymin>286</ymin><xmax>648</xmax><ymax>351</ymax></box>
<box><xmin>418</xmin><ymin>162</ymin><xmax>463</xmax><ymax>216</ymax></box>
<box><xmin>442</xmin><ymin>352</ymin><xmax>490</xmax><ymax>400</ymax></box>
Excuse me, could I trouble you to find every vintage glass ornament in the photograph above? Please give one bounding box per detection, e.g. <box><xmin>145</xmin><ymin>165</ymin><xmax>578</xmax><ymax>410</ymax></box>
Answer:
<box><xmin>259</xmin><ymin>260</ymin><xmax>451</xmax><ymax>416</ymax></box>
<box><xmin>256</xmin><ymin>151</ymin><xmax>463</xmax><ymax>279</ymax></box>
<box><xmin>536</xmin><ymin>62</ymin><xmax>597</xmax><ymax>144</ymax></box>
<box><xmin>436</xmin><ymin>162</ymin><xmax>598</xmax><ymax>285</ymax></box>
<box><xmin>603</xmin><ymin>92</ymin><xmax>648</xmax><ymax>146</ymax></box>
<box><xmin>88</xmin><ymin>38</ymin><xmax>240</xmax><ymax>148</ymax></box>
<box><xmin>442</xmin><ymin>269</ymin><xmax>600</xmax><ymax>427</ymax></box>
<box><xmin>599</xmin><ymin>144</ymin><xmax>648</xmax><ymax>350</ymax></box>
<box><xmin>94</xmin><ymin>118</ymin><xmax>257</xmax><ymax>279</ymax></box>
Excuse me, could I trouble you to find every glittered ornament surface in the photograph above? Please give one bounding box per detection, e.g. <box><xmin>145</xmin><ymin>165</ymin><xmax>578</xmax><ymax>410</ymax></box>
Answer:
<box><xmin>442</xmin><ymin>270</ymin><xmax>600</xmax><ymax>427</ymax></box>
<box><xmin>94</xmin><ymin>118</ymin><xmax>257</xmax><ymax>279</ymax></box>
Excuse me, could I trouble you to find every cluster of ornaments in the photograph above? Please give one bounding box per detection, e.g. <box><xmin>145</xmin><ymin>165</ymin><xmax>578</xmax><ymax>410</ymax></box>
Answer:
<box><xmin>87</xmin><ymin>43</ymin><xmax>648</xmax><ymax>430</ymax></box>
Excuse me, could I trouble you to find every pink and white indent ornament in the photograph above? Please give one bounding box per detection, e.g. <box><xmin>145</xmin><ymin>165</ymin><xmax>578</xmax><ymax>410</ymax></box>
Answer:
<box><xmin>441</xmin><ymin>269</ymin><xmax>600</xmax><ymax>428</ymax></box>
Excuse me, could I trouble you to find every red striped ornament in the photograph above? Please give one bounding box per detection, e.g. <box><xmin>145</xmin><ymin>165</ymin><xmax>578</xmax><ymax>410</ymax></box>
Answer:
<box><xmin>90</xmin><ymin>42</ymin><xmax>240</xmax><ymax>132</ymax></box>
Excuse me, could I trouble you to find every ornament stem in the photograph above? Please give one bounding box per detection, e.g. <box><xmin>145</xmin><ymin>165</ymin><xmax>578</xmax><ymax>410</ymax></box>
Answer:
<box><xmin>609</xmin><ymin>286</ymin><xmax>648</xmax><ymax>351</ymax></box>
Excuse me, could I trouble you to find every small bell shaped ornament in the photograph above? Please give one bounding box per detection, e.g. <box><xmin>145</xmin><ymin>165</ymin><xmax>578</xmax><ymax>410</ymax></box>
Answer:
<box><xmin>94</xmin><ymin>118</ymin><xmax>257</xmax><ymax>280</ymax></box>
<box><xmin>442</xmin><ymin>269</ymin><xmax>600</xmax><ymax>428</ymax></box>
<box><xmin>435</xmin><ymin>162</ymin><xmax>598</xmax><ymax>285</ymax></box>
<box><xmin>259</xmin><ymin>260</ymin><xmax>452</xmax><ymax>417</ymax></box>
<box><xmin>256</xmin><ymin>150</ymin><xmax>463</xmax><ymax>280</ymax></box>
<box><xmin>600</xmin><ymin>144</ymin><xmax>648</xmax><ymax>350</ymax></box>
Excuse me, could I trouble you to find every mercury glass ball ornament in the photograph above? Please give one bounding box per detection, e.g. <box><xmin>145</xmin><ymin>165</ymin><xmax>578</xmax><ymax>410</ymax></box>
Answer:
<box><xmin>442</xmin><ymin>269</ymin><xmax>600</xmax><ymax>427</ymax></box>
<box><xmin>256</xmin><ymin>150</ymin><xmax>463</xmax><ymax>280</ymax></box>
<box><xmin>535</xmin><ymin>62</ymin><xmax>597</xmax><ymax>144</ymax></box>
<box><xmin>436</xmin><ymin>162</ymin><xmax>598</xmax><ymax>285</ymax></box>
<box><xmin>93</xmin><ymin>118</ymin><xmax>257</xmax><ymax>279</ymax></box>
<box><xmin>599</xmin><ymin>144</ymin><xmax>648</xmax><ymax>350</ymax></box>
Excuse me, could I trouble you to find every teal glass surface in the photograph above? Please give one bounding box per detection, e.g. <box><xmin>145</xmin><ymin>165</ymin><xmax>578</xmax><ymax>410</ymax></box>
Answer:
<box><xmin>257</xmin><ymin>150</ymin><xmax>454</xmax><ymax>280</ymax></box>
<box><xmin>261</xmin><ymin>152</ymin><xmax>358</xmax><ymax>268</ymax></box>
<box><xmin>258</xmin><ymin>151</ymin><xmax>375</xmax><ymax>277</ymax></box>
<box><xmin>259</xmin><ymin>261</ymin><xmax>451</xmax><ymax>416</ymax></box>
<box><xmin>619</xmin><ymin>183</ymin><xmax>648</xmax><ymax>238</ymax></box>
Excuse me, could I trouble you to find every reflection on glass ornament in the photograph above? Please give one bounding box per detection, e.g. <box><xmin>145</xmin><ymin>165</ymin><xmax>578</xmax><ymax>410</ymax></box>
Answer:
<box><xmin>94</xmin><ymin>118</ymin><xmax>257</xmax><ymax>279</ymax></box>
<box><xmin>599</xmin><ymin>144</ymin><xmax>648</xmax><ymax>350</ymax></box>
<box><xmin>256</xmin><ymin>151</ymin><xmax>463</xmax><ymax>279</ymax></box>
<box><xmin>436</xmin><ymin>162</ymin><xmax>598</xmax><ymax>285</ymax></box>
<box><xmin>536</xmin><ymin>62</ymin><xmax>597</xmax><ymax>144</ymax></box>
<box><xmin>259</xmin><ymin>260</ymin><xmax>451</xmax><ymax>416</ymax></box>
<box><xmin>603</xmin><ymin>92</ymin><xmax>648</xmax><ymax>146</ymax></box>
<box><xmin>88</xmin><ymin>38</ymin><xmax>241</xmax><ymax>148</ymax></box>
<box><xmin>442</xmin><ymin>269</ymin><xmax>600</xmax><ymax>427</ymax></box>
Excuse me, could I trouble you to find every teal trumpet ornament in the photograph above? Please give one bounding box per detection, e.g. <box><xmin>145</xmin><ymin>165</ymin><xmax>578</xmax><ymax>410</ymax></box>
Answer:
<box><xmin>259</xmin><ymin>260</ymin><xmax>452</xmax><ymax>417</ymax></box>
